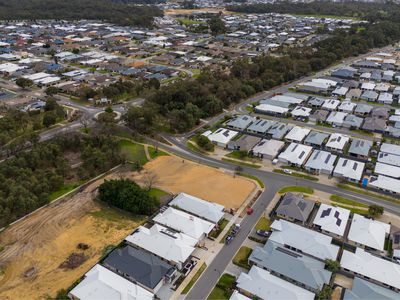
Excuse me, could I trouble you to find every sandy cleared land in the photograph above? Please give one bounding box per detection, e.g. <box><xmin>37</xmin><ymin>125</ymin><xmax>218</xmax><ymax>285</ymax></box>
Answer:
<box><xmin>131</xmin><ymin>156</ymin><xmax>256</xmax><ymax>209</ymax></box>
<box><xmin>0</xmin><ymin>170</ymin><xmax>143</xmax><ymax>300</ymax></box>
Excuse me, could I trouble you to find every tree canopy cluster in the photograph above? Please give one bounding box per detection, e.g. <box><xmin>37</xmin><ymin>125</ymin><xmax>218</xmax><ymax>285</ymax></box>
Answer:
<box><xmin>124</xmin><ymin>16</ymin><xmax>400</xmax><ymax>133</ymax></box>
<box><xmin>227</xmin><ymin>1</ymin><xmax>399</xmax><ymax>21</ymax></box>
<box><xmin>0</xmin><ymin>98</ymin><xmax>65</xmax><ymax>150</ymax></box>
<box><xmin>0</xmin><ymin>133</ymin><xmax>122</xmax><ymax>228</ymax></box>
<box><xmin>0</xmin><ymin>0</ymin><xmax>163</xmax><ymax>27</ymax></box>
<box><xmin>98</xmin><ymin>179</ymin><xmax>159</xmax><ymax>215</ymax></box>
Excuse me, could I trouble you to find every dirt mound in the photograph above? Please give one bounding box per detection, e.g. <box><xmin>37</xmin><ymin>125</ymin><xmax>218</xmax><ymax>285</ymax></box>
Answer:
<box><xmin>59</xmin><ymin>253</ymin><xmax>87</xmax><ymax>270</ymax></box>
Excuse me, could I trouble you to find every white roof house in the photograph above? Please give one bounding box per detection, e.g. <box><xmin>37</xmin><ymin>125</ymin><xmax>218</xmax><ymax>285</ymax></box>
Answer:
<box><xmin>361</xmin><ymin>82</ymin><xmax>376</xmax><ymax>90</ymax></box>
<box><xmin>169</xmin><ymin>193</ymin><xmax>224</xmax><ymax>223</ymax></box>
<box><xmin>338</xmin><ymin>101</ymin><xmax>357</xmax><ymax>113</ymax></box>
<box><xmin>374</xmin><ymin>162</ymin><xmax>400</xmax><ymax>179</ymax></box>
<box><xmin>125</xmin><ymin>224</ymin><xmax>196</xmax><ymax>268</ymax></box>
<box><xmin>237</xmin><ymin>266</ymin><xmax>315</xmax><ymax>300</ymax></box>
<box><xmin>369</xmin><ymin>175</ymin><xmax>400</xmax><ymax>194</ymax></box>
<box><xmin>229</xmin><ymin>291</ymin><xmax>251</xmax><ymax>300</ymax></box>
<box><xmin>341</xmin><ymin>248</ymin><xmax>400</xmax><ymax>290</ymax></box>
<box><xmin>333</xmin><ymin>158</ymin><xmax>365</xmax><ymax>182</ymax></box>
<box><xmin>291</xmin><ymin>106</ymin><xmax>312</xmax><ymax>117</ymax></box>
<box><xmin>326</xmin><ymin>133</ymin><xmax>350</xmax><ymax>152</ymax></box>
<box><xmin>313</xmin><ymin>204</ymin><xmax>350</xmax><ymax>237</ymax></box>
<box><xmin>322</xmin><ymin>99</ymin><xmax>341</xmax><ymax>111</ymax></box>
<box><xmin>284</xmin><ymin>126</ymin><xmax>311</xmax><ymax>143</ymax></box>
<box><xmin>0</xmin><ymin>62</ymin><xmax>26</xmax><ymax>73</ymax></box>
<box><xmin>348</xmin><ymin>214</ymin><xmax>390</xmax><ymax>251</ymax></box>
<box><xmin>203</xmin><ymin>128</ymin><xmax>238</xmax><ymax>148</ymax></box>
<box><xmin>270</xmin><ymin>219</ymin><xmax>340</xmax><ymax>260</ymax></box>
<box><xmin>304</xmin><ymin>150</ymin><xmax>337</xmax><ymax>175</ymax></box>
<box><xmin>332</xmin><ymin>86</ymin><xmax>349</xmax><ymax>97</ymax></box>
<box><xmin>326</xmin><ymin>111</ymin><xmax>348</xmax><ymax>127</ymax></box>
<box><xmin>69</xmin><ymin>264</ymin><xmax>154</xmax><ymax>300</ymax></box>
<box><xmin>278</xmin><ymin>143</ymin><xmax>313</xmax><ymax>166</ymax></box>
<box><xmin>380</xmin><ymin>143</ymin><xmax>400</xmax><ymax>155</ymax></box>
<box><xmin>377</xmin><ymin>152</ymin><xmax>400</xmax><ymax>167</ymax></box>
<box><xmin>271</xmin><ymin>94</ymin><xmax>304</xmax><ymax>104</ymax></box>
<box><xmin>153</xmin><ymin>207</ymin><xmax>215</xmax><ymax>240</ymax></box>
<box><xmin>255</xmin><ymin>104</ymin><xmax>289</xmax><ymax>115</ymax></box>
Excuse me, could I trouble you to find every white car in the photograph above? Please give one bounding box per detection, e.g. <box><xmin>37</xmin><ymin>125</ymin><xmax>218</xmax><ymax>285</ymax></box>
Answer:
<box><xmin>283</xmin><ymin>169</ymin><xmax>292</xmax><ymax>174</ymax></box>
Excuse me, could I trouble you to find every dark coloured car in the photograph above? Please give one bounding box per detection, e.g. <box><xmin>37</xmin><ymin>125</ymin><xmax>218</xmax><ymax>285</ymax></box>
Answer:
<box><xmin>256</xmin><ymin>230</ymin><xmax>270</xmax><ymax>238</ymax></box>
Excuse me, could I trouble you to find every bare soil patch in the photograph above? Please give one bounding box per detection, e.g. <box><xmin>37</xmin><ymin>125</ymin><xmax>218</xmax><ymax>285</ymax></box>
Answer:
<box><xmin>0</xmin><ymin>169</ymin><xmax>143</xmax><ymax>300</ymax></box>
<box><xmin>131</xmin><ymin>156</ymin><xmax>256</xmax><ymax>210</ymax></box>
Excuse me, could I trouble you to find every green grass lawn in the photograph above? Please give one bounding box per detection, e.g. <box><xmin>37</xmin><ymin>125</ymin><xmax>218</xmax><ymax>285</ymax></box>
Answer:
<box><xmin>274</xmin><ymin>169</ymin><xmax>318</xmax><ymax>181</ymax></box>
<box><xmin>90</xmin><ymin>202</ymin><xmax>145</xmax><ymax>223</ymax></box>
<box><xmin>237</xmin><ymin>172</ymin><xmax>265</xmax><ymax>188</ymax></box>
<box><xmin>278</xmin><ymin>186</ymin><xmax>314</xmax><ymax>194</ymax></box>
<box><xmin>49</xmin><ymin>182</ymin><xmax>82</xmax><ymax>201</ymax></box>
<box><xmin>233</xmin><ymin>246</ymin><xmax>252</xmax><ymax>270</ymax></box>
<box><xmin>255</xmin><ymin>216</ymin><xmax>271</xmax><ymax>231</ymax></box>
<box><xmin>207</xmin><ymin>274</ymin><xmax>236</xmax><ymax>300</ymax></box>
<box><xmin>182</xmin><ymin>263</ymin><xmax>207</xmax><ymax>294</ymax></box>
<box><xmin>119</xmin><ymin>139</ymin><xmax>148</xmax><ymax>165</ymax></box>
<box><xmin>187</xmin><ymin>141</ymin><xmax>207</xmax><ymax>154</ymax></box>
<box><xmin>330</xmin><ymin>195</ymin><xmax>368</xmax><ymax>208</ymax></box>
<box><xmin>221</xmin><ymin>158</ymin><xmax>261</xmax><ymax>169</ymax></box>
<box><xmin>176</xmin><ymin>18</ymin><xmax>205</xmax><ymax>26</ymax></box>
<box><xmin>148</xmin><ymin>188</ymin><xmax>170</xmax><ymax>200</ymax></box>
<box><xmin>226</xmin><ymin>151</ymin><xmax>261</xmax><ymax>163</ymax></box>
<box><xmin>209</xmin><ymin>218</ymin><xmax>229</xmax><ymax>239</ymax></box>
<box><xmin>148</xmin><ymin>146</ymin><xmax>169</xmax><ymax>159</ymax></box>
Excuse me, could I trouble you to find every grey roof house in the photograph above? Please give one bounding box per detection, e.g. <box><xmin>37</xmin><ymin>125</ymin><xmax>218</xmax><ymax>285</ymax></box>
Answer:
<box><xmin>226</xmin><ymin>115</ymin><xmax>256</xmax><ymax>131</ymax></box>
<box><xmin>249</xmin><ymin>240</ymin><xmax>332</xmax><ymax>292</ymax></box>
<box><xmin>102</xmin><ymin>245</ymin><xmax>175</xmax><ymax>293</ymax></box>
<box><xmin>304</xmin><ymin>131</ymin><xmax>329</xmax><ymax>147</ymax></box>
<box><xmin>348</xmin><ymin>139</ymin><xmax>373</xmax><ymax>159</ymax></box>
<box><xmin>362</xmin><ymin>117</ymin><xmax>387</xmax><ymax>133</ymax></box>
<box><xmin>275</xmin><ymin>192</ymin><xmax>315</xmax><ymax>224</ymax></box>
<box><xmin>343</xmin><ymin>114</ymin><xmax>363</xmax><ymax>129</ymax></box>
<box><xmin>227</xmin><ymin>135</ymin><xmax>260</xmax><ymax>151</ymax></box>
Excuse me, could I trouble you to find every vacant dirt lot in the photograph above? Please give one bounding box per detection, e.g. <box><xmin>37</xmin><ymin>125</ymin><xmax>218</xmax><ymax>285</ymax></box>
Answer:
<box><xmin>131</xmin><ymin>156</ymin><xmax>256</xmax><ymax>209</ymax></box>
<box><xmin>0</xmin><ymin>169</ymin><xmax>143</xmax><ymax>300</ymax></box>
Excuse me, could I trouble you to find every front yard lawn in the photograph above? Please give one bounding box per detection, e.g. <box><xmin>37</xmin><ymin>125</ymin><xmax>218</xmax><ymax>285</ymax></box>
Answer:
<box><xmin>233</xmin><ymin>246</ymin><xmax>252</xmax><ymax>270</ymax></box>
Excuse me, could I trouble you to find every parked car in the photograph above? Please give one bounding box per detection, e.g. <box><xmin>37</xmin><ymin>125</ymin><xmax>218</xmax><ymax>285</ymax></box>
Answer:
<box><xmin>283</xmin><ymin>169</ymin><xmax>292</xmax><ymax>174</ymax></box>
<box><xmin>256</xmin><ymin>230</ymin><xmax>270</xmax><ymax>238</ymax></box>
<box><xmin>225</xmin><ymin>235</ymin><xmax>233</xmax><ymax>244</ymax></box>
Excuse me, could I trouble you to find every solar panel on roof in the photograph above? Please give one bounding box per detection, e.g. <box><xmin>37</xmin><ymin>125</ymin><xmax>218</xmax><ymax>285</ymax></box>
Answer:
<box><xmin>292</xmin><ymin>144</ymin><xmax>298</xmax><ymax>151</ymax></box>
<box><xmin>324</xmin><ymin>154</ymin><xmax>332</xmax><ymax>164</ymax></box>
<box><xmin>259</xmin><ymin>141</ymin><xmax>265</xmax><ymax>146</ymax></box>
<box><xmin>223</xmin><ymin>130</ymin><xmax>230</xmax><ymax>137</ymax></box>
<box><xmin>298</xmin><ymin>201</ymin><xmax>307</xmax><ymax>211</ymax></box>
<box><xmin>336</xmin><ymin>218</ymin><xmax>342</xmax><ymax>227</ymax></box>
<box><xmin>337</xmin><ymin>136</ymin><xmax>342</xmax><ymax>142</ymax></box>
<box><xmin>353</xmin><ymin>162</ymin><xmax>358</xmax><ymax>170</ymax></box>
<box><xmin>282</xmin><ymin>198</ymin><xmax>292</xmax><ymax>205</ymax></box>
<box><xmin>321</xmin><ymin>208</ymin><xmax>332</xmax><ymax>218</ymax></box>
<box><xmin>299</xmin><ymin>151</ymin><xmax>305</xmax><ymax>159</ymax></box>
<box><xmin>261</xmin><ymin>121</ymin><xmax>267</xmax><ymax>126</ymax></box>
<box><xmin>343</xmin><ymin>159</ymin><xmax>348</xmax><ymax>166</ymax></box>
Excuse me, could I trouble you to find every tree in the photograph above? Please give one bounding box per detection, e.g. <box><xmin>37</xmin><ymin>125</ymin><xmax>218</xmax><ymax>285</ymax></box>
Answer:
<box><xmin>148</xmin><ymin>78</ymin><xmax>160</xmax><ymax>90</ymax></box>
<box><xmin>105</xmin><ymin>106</ymin><xmax>113</xmax><ymax>114</ymax></box>
<box><xmin>368</xmin><ymin>205</ymin><xmax>384</xmax><ymax>217</ymax></box>
<box><xmin>195</xmin><ymin>135</ymin><xmax>214</xmax><ymax>152</ymax></box>
<box><xmin>98</xmin><ymin>179</ymin><xmax>159</xmax><ymax>215</ymax></box>
<box><xmin>316</xmin><ymin>285</ymin><xmax>332</xmax><ymax>300</ymax></box>
<box><xmin>209</xmin><ymin>17</ymin><xmax>227</xmax><ymax>36</ymax></box>
<box><xmin>42</xmin><ymin>111</ymin><xmax>57</xmax><ymax>127</ymax></box>
<box><xmin>325</xmin><ymin>259</ymin><xmax>340</xmax><ymax>272</ymax></box>
<box><xmin>16</xmin><ymin>78</ymin><xmax>33</xmax><ymax>89</ymax></box>
<box><xmin>45</xmin><ymin>86</ymin><xmax>60</xmax><ymax>96</ymax></box>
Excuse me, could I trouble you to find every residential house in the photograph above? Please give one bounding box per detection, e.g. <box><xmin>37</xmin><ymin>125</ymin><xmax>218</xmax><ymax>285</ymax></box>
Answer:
<box><xmin>312</xmin><ymin>203</ymin><xmax>351</xmax><ymax>238</ymax></box>
<box><xmin>362</xmin><ymin>117</ymin><xmax>387</xmax><ymax>133</ymax></box>
<box><xmin>275</xmin><ymin>192</ymin><xmax>314</xmax><ymax>223</ymax></box>
<box><xmin>347</xmin><ymin>214</ymin><xmax>390</xmax><ymax>252</ymax></box>
<box><xmin>284</xmin><ymin>126</ymin><xmax>311</xmax><ymax>143</ymax></box>
<box><xmin>68</xmin><ymin>264</ymin><xmax>154</xmax><ymax>300</ymax></box>
<box><xmin>152</xmin><ymin>207</ymin><xmax>215</xmax><ymax>241</ymax></box>
<box><xmin>343</xmin><ymin>114</ymin><xmax>363</xmax><ymax>129</ymax></box>
<box><xmin>226</xmin><ymin>115</ymin><xmax>256</xmax><ymax>131</ymax></box>
<box><xmin>250</xmin><ymin>139</ymin><xmax>285</xmax><ymax>160</ymax></box>
<box><xmin>303</xmin><ymin>131</ymin><xmax>329</xmax><ymax>148</ymax></box>
<box><xmin>343</xmin><ymin>277</ymin><xmax>400</xmax><ymax>300</ymax></box>
<box><xmin>348</xmin><ymin>139</ymin><xmax>373</xmax><ymax>160</ymax></box>
<box><xmin>326</xmin><ymin>111</ymin><xmax>348</xmax><ymax>127</ymax></box>
<box><xmin>333</xmin><ymin>158</ymin><xmax>365</xmax><ymax>183</ymax></box>
<box><xmin>248</xmin><ymin>240</ymin><xmax>332</xmax><ymax>292</ymax></box>
<box><xmin>341</xmin><ymin>248</ymin><xmax>400</xmax><ymax>291</ymax></box>
<box><xmin>227</xmin><ymin>135</ymin><xmax>260</xmax><ymax>152</ymax></box>
<box><xmin>325</xmin><ymin>133</ymin><xmax>350</xmax><ymax>153</ymax></box>
<box><xmin>354</xmin><ymin>103</ymin><xmax>373</xmax><ymax>117</ymax></box>
<box><xmin>247</xmin><ymin>119</ymin><xmax>275</xmax><ymax>135</ymax></box>
<box><xmin>309</xmin><ymin>110</ymin><xmax>329</xmax><ymax>123</ymax></box>
<box><xmin>304</xmin><ymin>150</ymin><xmax>337</xmax><ymax>175</ymax></box>
<box><xmin>236</xmin><ymin>266</ymin><xmax>315</xmax><ymax>300</ymax></box>
<box><xmin>203</xmin><ymin>128</ymin><xmax>238</xmax><ymax>148</ymax></box>
<box><xmin>278</xmin><ymin>143</ymin><xmax>313</xmax><ymax>167</ymax></box>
